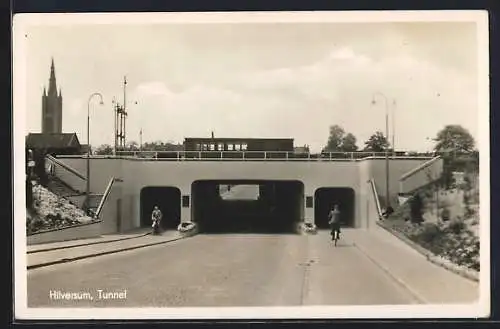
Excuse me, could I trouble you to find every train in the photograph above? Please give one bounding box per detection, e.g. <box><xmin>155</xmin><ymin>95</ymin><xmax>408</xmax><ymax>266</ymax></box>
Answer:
<box><xmin>183</xmin><ymin>137</ymin><xmax>294</xmax><ymax>152</ymax></box>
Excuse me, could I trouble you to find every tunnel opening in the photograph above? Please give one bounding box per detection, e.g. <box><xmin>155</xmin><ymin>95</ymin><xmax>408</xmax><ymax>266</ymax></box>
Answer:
<box><xmin>140</xmin><ymin>186</ymin><xmax>181</xmax><ymax>230</ymax></box>
<box><xmin>314</xmin><ymin>187</ymin><xmax>355</xmax><ymax>229</ymax></box>
<box><xmin>192</xmin><ymin>180</ymin><xmax>304</xmax><ymax>234</ymax></box>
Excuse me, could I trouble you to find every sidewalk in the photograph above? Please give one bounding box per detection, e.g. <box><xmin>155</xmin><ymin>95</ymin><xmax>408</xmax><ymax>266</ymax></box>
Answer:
<box><xmin>27</xmin><ymin>230</ymin><xmax>188</xmax><ymax>269</ymax></box>
<box><xmin>345</xmin><ymin>228</ymin><xmax>480</xmax><ymax>304</ymax></box>
<box><xmin>27</xmin><ymin>228</ymin><xmax>152</xmax><ymax>253</ymax></box>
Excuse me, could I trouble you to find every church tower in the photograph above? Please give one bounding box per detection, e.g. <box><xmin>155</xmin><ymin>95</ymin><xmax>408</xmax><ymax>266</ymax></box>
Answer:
<box><xmin>41</xmin><ymin>58</ymin><xmax>63</xmax><ymax>134</ymax></box>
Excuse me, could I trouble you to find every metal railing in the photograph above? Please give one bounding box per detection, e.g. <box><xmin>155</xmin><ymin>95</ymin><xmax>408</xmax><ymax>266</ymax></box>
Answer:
<box><xmin>368</xmin><ymin>178</ymin><xmax>383</xmax><ymax>219</ymax></box>
<box><xmin>399</xmin><ymin>156</ymin><xmax>443</xmax><ymax>194</ymax></box>
<box><xmin>46</xmin><ymin>155</ymin><xmax>86</xmax><ymax>193</ymax></box>
<box><xmin>100</xmin><ymin>150</ymin><xmax>437</xmax><ymax>162</ymax></box>
<box><xmin>94</xmin><ymin>177</ymin><xmax>116</xmax><ymax>220</ymax></box>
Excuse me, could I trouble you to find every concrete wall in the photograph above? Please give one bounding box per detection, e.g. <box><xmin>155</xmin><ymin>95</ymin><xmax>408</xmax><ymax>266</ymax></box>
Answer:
<box><xmin>399</xmin><ymin>157</ymin><xmax>444</xmax><ymax>194</ymax></box>
<box><xmin>366</xmin><ymin>158</ymin><xmax>429</xmax><ymax>205</ymax></box>
<box><xmin>98</xmin><ymin>183</ymin><xmax>124</xmax><ymax>234</ymax></box>
<box><xmin>27</xmin><ymin>221</ymin><xmax>101</xmax><ymax>245</ymax></box>
<box><xmin>56</xmin><ymin>157</ymin><xmax>433</xmax><ymax>232</ymax></box>
<box><xmin>56</xmin><ymin>157</ymin><xmax>122</xmax><ymax>193</ymax></box>
<box><xmin>50</xmin><ymin>160</ymin><xmax>87</xmax><ymax>193</ymax></box>
<box><xmin>365</xmin><ymin>180</ymin><xmax>383</xmax><ymax>230</ymax></box>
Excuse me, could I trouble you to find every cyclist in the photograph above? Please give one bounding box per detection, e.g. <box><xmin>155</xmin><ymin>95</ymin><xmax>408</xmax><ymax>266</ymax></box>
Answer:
<box><xmin>328</xmin><ymin>204</ymin><xmax>341</xmax><ymax>242</ymax></box>
<box><xmin>151</xmin><ymin>205</ymin><xmax>162</xmax><ymax>235</ymax></box>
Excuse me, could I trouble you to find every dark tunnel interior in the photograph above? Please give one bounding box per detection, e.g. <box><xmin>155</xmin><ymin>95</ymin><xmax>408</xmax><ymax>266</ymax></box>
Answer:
<box><xmin>192</xmin><ymin>180</ymin><xmax>304</xmax><ymax>234</ymax></box>
<box><xmin>140</xmin><ymin>186</ymin><xmax>181</xmax><ymax>230</ymax></box>
<box><xmin>314</xmin><ymin>187</ymin><xmax>356</xmax><ymax>229</ymax></box>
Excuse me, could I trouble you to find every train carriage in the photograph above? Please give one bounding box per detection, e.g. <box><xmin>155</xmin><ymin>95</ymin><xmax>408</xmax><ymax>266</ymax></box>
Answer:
<box><xmin>183</xmin><ymin>137</ymin><xmax>294</xmax><ymax>160</ymax></box>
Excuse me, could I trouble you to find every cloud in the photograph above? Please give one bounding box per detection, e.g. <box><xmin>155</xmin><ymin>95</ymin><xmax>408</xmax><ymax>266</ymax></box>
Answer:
<box><xmin>135</xmin><ymin>81</ymin><xmax>175</xmax><ymax>97</ymax></box>
<box><xmin>122</xmin><ymin>46</ymin><xmax>477</xmax><ymax>153</ymax></box>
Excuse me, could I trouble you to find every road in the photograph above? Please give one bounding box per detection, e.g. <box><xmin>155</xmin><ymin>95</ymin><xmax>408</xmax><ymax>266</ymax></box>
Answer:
<box><xmin>27</xmin><ymin>232</ymin><xmax>421</xmax><ymax>307</ymax></box>
<box><xmin>220</xmin><ymin>184</ymin><xmax>259</xmax><ymax>200</ymax></box>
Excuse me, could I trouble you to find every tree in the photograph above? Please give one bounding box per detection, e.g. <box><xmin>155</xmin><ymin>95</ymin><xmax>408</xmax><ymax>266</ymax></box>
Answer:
<box><xmin>95</xmin><ymin>144</ymin><xmax>113</xmax><ymax>155</ymax></box>
<box><xmin>126</xmin><ymin>141</ymin><xmax>139</xmax><ymax>151</ymax></box>
<box><xmin>323</xmin><ymin>125</ymin><xmax>359</xmax><ymax>152</ymax></box>
<box><xmin>324</xmin><ymin>125</ymin><xmax>345</xmax><ymax>152</ymax></box>
<box><xmin>433</xmin><ymin>124</ymin><xmax>475</xmax><ymax>153</ymax></box>
<box><xmin>341</xmin><ymin>133</ymin><xmax>358</xmax><ymax>152</ymax></box>
<box><xmin>363</xmin><ymin>131</ymin><xmax>389</xmax><ymax>152</ymax></box>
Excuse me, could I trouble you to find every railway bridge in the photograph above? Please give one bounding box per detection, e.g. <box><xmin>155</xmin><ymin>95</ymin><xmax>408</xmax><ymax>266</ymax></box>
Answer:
<box><xmin>46</xmin><ymin>151</ymin><xmax>443</xmax><ymax>234</ymax></box>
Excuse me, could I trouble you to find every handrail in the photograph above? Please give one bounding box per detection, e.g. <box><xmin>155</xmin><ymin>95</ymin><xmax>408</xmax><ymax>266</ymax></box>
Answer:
<box><xmin>46</xmin><ymin>155</ymin><xmax>86</xmax><ymax>180</ymax></box>
<box><xmin>94</xmin><ymin>177</ymin><xmax>115</xmax><ymax>219</ymax></box>
<box><xmin>99</xmin><ymin>150</ymin><xmax>436</xmax><ymax>161</ymax></box>
<box><xmin>368</xmin><ymin>178</ymin><xmax>383</xmax><ymax>219</ymax></box>
<box><xmin>399</xmin><ymin>156</ymin><xmax>442</xmax><ymax>181</ymax></box>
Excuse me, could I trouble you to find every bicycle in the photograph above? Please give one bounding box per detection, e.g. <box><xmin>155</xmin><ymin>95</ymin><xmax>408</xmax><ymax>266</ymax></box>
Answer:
<box><xmin>331</xmin><ymin>228</ymin><xmax>340</xmax><ymax>246</ymax></box>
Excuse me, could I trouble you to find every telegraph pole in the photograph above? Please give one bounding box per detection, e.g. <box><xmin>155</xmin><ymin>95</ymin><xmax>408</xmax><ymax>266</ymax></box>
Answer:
<box><xmin>392</xmin><ymin>99</ymin><xmax>396</xmax><ymax>156</ymax></box>
<box><xmin>139</xmin><ymin>128</ymin><xmax>143</xmax><ymax>152</ymax></box>
<box><xmin>123</xmin><ymin>76</ymin><xmax>127</xmax><ymax>147</ymax></box>
<box><xmin>114</xmin><ymin>77</ymin><xmax>128</xmax><ymax>152</ymax></box>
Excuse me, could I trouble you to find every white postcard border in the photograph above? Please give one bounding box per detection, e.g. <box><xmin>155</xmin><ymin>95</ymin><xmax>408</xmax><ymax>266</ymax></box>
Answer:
<box><xmin>13</xmin><ymin>10</ymin><xmax>491</xmax><ymax>320</ymax></box>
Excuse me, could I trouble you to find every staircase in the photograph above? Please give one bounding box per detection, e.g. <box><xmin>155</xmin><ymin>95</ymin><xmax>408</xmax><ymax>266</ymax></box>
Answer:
<box><xmin>46</xmin><ymin>176</ymin><xmax>84</xmax><ymax>198</ymax></box>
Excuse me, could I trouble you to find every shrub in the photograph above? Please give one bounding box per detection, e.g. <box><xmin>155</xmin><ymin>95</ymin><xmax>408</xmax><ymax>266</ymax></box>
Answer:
<box><xmin>447</xmin><ymin>219</ymin><xmax>465</xmax><ymax>234</ymax></box>
<box><xmin>440</xmin><ymin>208</ymin><xmax>451</xmax><ymax>222</ymax></box>
<box><xmin>409</xmin><ymin>193</ymin><xmax>424</xmax><ymax>224</ymax></box>
<box><xmin>412</xmin><ymin>222</ymin><xmax>444</xmax><ymax>245</ymax></box>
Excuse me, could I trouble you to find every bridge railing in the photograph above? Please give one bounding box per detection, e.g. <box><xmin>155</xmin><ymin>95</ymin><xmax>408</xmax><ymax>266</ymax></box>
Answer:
<box><xmin>45</xmin><ymin>154</ymin><xmax>86</xmax><ymax>193</ymax></box>
<box><xmin>111</xmin><ymin>150</ymin><xmax>436</xmax><ymax>161</ymax></box>
<box><xmin>399</xmin><ymin>156</ymin><xmax>443</xmax><ymax>194</ymax></box>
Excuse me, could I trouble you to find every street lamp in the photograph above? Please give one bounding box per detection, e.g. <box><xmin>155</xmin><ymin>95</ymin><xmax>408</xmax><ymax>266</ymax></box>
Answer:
<box><xmin>371</xmin><ymin>92</ymin><xmax>390</xmax><ymax>208</ymax></box>
<box><xmin>85</xmin><ymin>92</ymin><xmax>104</xmax><ymax>214</ymax></box>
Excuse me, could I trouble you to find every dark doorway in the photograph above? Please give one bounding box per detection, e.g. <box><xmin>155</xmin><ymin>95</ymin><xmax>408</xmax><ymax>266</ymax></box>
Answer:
<box><xmin>314</xmin><ymin>187</ymin><xmax>355</xmax><ymax>229</ymax></box>
<box><xmin>192</xmin><ymin>180</ymin><xmax>304</xmax><ymax>234</ymax></box>
<box><xmin>140</xmin><ymin>187</ymin><xmax>181</xmax><ymax>230</ymax></box>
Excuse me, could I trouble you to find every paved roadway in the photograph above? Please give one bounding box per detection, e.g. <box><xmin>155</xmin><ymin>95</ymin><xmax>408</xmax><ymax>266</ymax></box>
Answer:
<box><xmin>28</xmin><ymin>232</ymin><xmax>421</xmax><ymax>307</ymax></box>
<box><xmin>220</xmin><ymin>184</ymin><xmax>259</xmax><ymax>200</ymax></box>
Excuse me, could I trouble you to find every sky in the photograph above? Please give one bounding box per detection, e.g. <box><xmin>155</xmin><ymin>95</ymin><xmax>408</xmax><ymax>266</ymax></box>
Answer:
<box><xmin>18</xmin><ymin>14</ymin><xmax>482</xmax><ymax>153</ymax></box>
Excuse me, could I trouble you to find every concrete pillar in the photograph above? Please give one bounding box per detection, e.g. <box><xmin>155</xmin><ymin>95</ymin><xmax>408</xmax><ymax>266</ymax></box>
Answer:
<box><xmin>132</xmin><ymin>193</ymin><xmax>140</xmax><ymax>229</ymax></box>
<box><xmin>180</xmin><ymin>186</ymin><xmax>191</xmax><ymax>224</ymax></box>
<box><xmin>304</xmin><ymin>185</ymin><xmax>316</xmax><ymax>225</ymax></box>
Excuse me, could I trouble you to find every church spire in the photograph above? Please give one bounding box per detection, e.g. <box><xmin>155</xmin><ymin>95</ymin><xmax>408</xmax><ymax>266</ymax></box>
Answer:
<box><xmin>48</xmin><ymin>57</ymin><xmax>57</xmax><ymax>95</ymax></box>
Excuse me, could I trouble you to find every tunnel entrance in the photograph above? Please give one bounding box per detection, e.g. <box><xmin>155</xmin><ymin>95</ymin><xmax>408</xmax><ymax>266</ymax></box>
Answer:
<box><xmin>192</xmin><ymin>180</ymin><xmax>304</xmax><ymax>234</ymax></box>
<box><xmin>314</xmin><ymin>187</ymin><xmax>355</xmax><ymax>229</ymax></box>
<box><xmin>140</xmin><ymin>186</ymin><xmax>181</xmax><ymax>230</ymax></box>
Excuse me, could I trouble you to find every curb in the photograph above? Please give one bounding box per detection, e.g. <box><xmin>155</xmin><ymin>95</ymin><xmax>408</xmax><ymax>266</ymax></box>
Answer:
<box><xmin>27</xmin><ymin>234</ymin><xmax>190</xmax><ymax>270</ymax></box>
<box><xmin>28</xmin><ymin>232</ymin><xmax>151</xmax><ymax>254</ymax></box>
<box><xmin>376</xmin><ymin>222</ymin><xmax>479</xmax><ymax>282</ymax></box>
<box><xmin>352</xmin><ymin>241</ymin><xmax>427</xmax><ymax>304</ymax></box>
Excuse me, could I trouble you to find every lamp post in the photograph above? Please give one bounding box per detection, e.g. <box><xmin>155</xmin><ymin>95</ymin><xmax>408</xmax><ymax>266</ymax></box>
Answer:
<box><xmin>85</xmin><ymin>92</ymin><xmax>104</xmax><ymax>213</ymax></box>
<box><xmin>371</xmin><ymin>92</ymin><xmax>390</xmax><ymax>208</ymax></box>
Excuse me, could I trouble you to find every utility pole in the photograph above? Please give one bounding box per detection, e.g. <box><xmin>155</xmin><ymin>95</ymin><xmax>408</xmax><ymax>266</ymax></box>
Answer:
<box><xmin>123</xmin><ymin>76</ymin><xmax>127</xmax><ymax>147</ymax></box>
<box><xmin>113</xmin><ymin>97</ymin><xmax>117</xmax><ymax>155</ymax></box>
<box><xmin>372</xmin><ymin>92</ymin><xmax>391</xmax><ymax>208</ymax></box>
<box><xmin>114</xmin><ymin>76</ymin><xmax>128</xmax><ymax>153</ymax></box>
<box><xmin>392</xmin><ymin>99</ymin><xmax>396</xmax><ymax>156</ymax></box>
<box><xmin>139</xmin><ymin>128</ymin><xmax>143</xmax><ymax>152</ymax></box>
